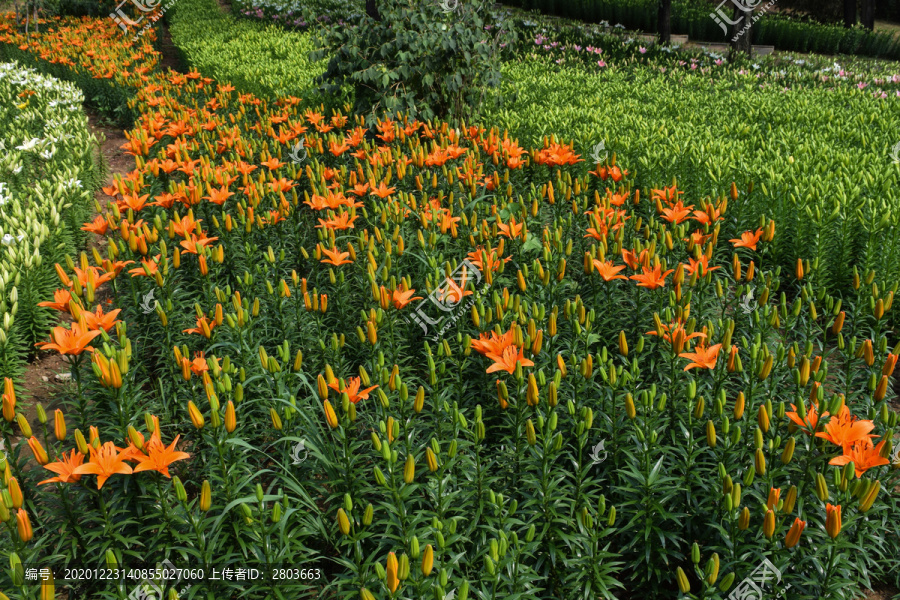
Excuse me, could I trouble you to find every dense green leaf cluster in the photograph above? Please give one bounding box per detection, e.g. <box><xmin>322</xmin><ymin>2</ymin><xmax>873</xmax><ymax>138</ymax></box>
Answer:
<box><xmin>312</xmin><ymin>0</ymin><xmax>517</xmax><ymax>123</ymax></box>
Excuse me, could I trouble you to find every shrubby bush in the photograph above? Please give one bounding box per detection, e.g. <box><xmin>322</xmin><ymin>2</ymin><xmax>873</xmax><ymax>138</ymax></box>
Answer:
<box><xmin>313</xmin><ymin>0</ymin><xmax>517</xmax><ymax>123</ymax></box>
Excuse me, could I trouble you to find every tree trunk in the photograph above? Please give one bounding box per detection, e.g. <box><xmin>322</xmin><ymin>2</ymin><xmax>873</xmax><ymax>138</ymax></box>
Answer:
<box><xmin>730</xmin><ymin>4</ymin><xmax>752</xmax><ymax>59</ymax></box>
<box><xmin>861</xmin><ymin>0</ymin><xmax>875</xmax><ymax>30</ymax></box>
<box><xmin>844</xmin><ymin>0</ymin><xmax>856</xmax><ymax>27</ymax></box>
<box><xmin>366</xmin><ymin>0</ymin><xmax>381</xmax><ymax>21</ymax></box>
<box><xmin>657</xmin><ymin>0</ymin><xmax>671</xmax><ymax>44</ymax></box>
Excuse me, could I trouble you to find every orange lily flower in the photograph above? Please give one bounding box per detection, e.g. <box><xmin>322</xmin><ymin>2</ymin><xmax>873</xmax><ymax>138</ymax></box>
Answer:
<box><xmin>81</xmin><ymin>215</ymin><xmax>109</xmax><ymax>235</ymax></box>
<box><xmin>646</xmin><ymin>320</ymin><xmax>706</xmax><ymax>352</ymax></box>
<box><xmin>660</xmin><ymin>201</ymin><xmax>694</xmax><ymax>224</ymax></box>
<box><xmin>621</xmin><ymin>248</ymin><xmax>649</xmax><ymax>270</ymax></box>
<box><xmin>828</xmin><ymin>438</ymin><xmax>890</xmax><ymax>477</ymax></box>
<box><xmin>471</xmin><ymin>329</ymin><xmax>515</xmax><ymax>357</ymax></box>
<box><xmin>370</xmin><ymin>182</ymin><xmax>397</xmax><ymax>199</ymax></box>
<box><xmin>391</xmin><ymin>287</ymin><xmax>423</xmax><ymax>309</ymax></box>
<box><xmin>651</xmin><ymin>185</ymin><xmax>682</xmax><ymax>203</ymax></box>
<box><xmin>321</xmin><ymin>246</ymin><xmax>353</xmax><ymax>266</ymax></box>
<box><xmin>684</xmin><ymin>255</ymin><xmax>720</xmax><ymax>276</ymax></box>
<box><xmin>260</xmin><ymin>157</ymin><xmax>286</xmax><ymax>170</ymax></box>
<box><xmin>327</xmin><ymin>376</ymin><xmax>379</xmax><ymax>404</ymax></box>
<box><xmin>36</xmin><ymin>323</ymin><xmax>101</xmax><ymax>355</ymax></box>
<box><xmin>730</xmin><ymin>228</ymin><xmax>764</xmax><ymax>251</ymax></box>
<box><xmin>815</xmin><ymin>405</ymin><xmax>877</xmax><ymax>452</ymax></box>
<box><xmin>128</xmin><ymin>256</ymin><xmax>161</xmax><ymax>277</ymax></box>
<box><xmin>786</xmin><ymin>401</ymin><xmax>828</xmax><ymax>434</ymax></box>
<box><xmin>72</xmin><ymin>441</ymin><xmax>133</xmax><ymax>489</ymax></box>
<box><xmin>183</xmin><ymin>352</ymin><xmax>209</xmax><ymax>376</ymax></box>
<box><xmin>466</xmin><ymin>247</ymin><xmax>511</xmax><ymax>273</ymax></box>
<box><xmin>486</xmin><ymin>345</ymin><xmax>535</xmax><ymax>374</ymax></box>
<box><xmin>183</xmin><ymin>316</ymin><xmax>216</xmax><ymax>337</ymax></box>
<box><xmin>317</xmin><ymin>213</ymin><xmax>358</xmax><ymax>230</ymax></box>
<box><xmin>81</xmin><ymin>305</ymin><xmax>122</xmax><ymax>332</ymax></box>
<box><xmin>684</xmin><ymin>230</ymin><xmax>713</xmax><ymax>246</ymax></box>
<box><xmin>629</xmin><ymin>264</ymin><xmax>674</xmax><ymax>290</ymax></box>
<box><xmin>38</xmin><ymin>449</ymin><xmax>85</xmax><ymax>485</ymax></box>
<box><xmin>130</xmin><ymin>435</ymin><xmax>191</xmax><ymax>478</ymax></box>
<box><xmin>592</xmin><ymin>260</ymin><xmax>627</xmax><ymax>282</ymax></box>
<box><xmin>497</xmin><ymin>216</ymin><xmax>524</xmax><ymax>239</ymax></box>
<box><xmin>679</xmin><ymin>343</ymin><xmax>723</xmax><ymax>371</ymax></box>
<box><xmin>72</xmin><ymin>266</ymin><xmax>113</xmax><ymax>290</ymax></box>
<box><xmin>37</xmin><ymin>289</ymin><xmax>74</xmax><ymax>312</ymax></box>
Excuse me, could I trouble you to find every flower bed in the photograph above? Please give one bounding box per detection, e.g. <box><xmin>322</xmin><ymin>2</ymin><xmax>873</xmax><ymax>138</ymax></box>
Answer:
<box><xmin>0</xmin><ymin>8</ymin><xmax>898</xmax><ymax>600</ymax></box>
<box><xmin>0</xmin><ymin>61</ymin><xmax>103</xmax><ymax>382</ymax></box>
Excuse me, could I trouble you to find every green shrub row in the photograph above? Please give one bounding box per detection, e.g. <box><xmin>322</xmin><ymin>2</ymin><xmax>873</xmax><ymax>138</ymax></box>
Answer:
<box><xmin>503</xmin><ymin>0</ymin><xmax>900</xmax><ymax>59</ymax></box>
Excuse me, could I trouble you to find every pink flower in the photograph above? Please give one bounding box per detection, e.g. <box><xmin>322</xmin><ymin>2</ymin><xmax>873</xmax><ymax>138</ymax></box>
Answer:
<box><xmin>597</xmin><ymin>60</ymin><xmax>607</xmax><ymax>68</ymax></box>
<box><xmin>714</xmin><ymin>59</ymin><xmax>723</xmax><ymax>65</ymax></box>
<box><xmin>639</xmin><ymin>46</ymin><xmax>647</xmax><ymax>54</ymax></box>
<box><xmin>857</xmin><ymin>82</ymin><xmax>868</xmax><ymax>89</ymax></box>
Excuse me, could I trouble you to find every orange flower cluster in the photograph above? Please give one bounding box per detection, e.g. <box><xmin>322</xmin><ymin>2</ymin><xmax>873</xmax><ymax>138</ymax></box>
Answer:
<box><xmin>34</xmin><ymin>417</ymin><xmax>190</xmax><ymax>489</ymax></box>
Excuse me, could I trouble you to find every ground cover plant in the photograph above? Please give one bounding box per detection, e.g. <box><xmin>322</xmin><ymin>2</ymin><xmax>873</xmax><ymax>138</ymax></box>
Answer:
<box><xmin>0</xmin><ymin>60</ymin><xmax>103</xmax><ymax>382</ymax></box>
<box><xmin>0</xmin><ymin>3</ymin><xmax>898</xmax><ymax>600</ymax></box>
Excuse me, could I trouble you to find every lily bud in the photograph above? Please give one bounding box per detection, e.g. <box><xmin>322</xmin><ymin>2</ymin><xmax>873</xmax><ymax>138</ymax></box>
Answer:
<box><xmin>27</xmin><ymin>437</ymin><xmax>49</xmax><ymax>466</ymax></box>
<box><xmin>859</xmin><ymin>481</ymin><xmax>880</xmax><ymax>513</ymax></box>
<box><xmin>54</xmin><ymin>409</ymin><xmax>66</xmax><ymax>441</ymax></box>
<box><xmin>738</xmin><ymin>506</ymin><xmax>750</xmax><ymax>530</ymax></box>
<box><xmin>187</xmin><ymin>401</ymin><xmax>205</xmax><ymax>429</ymax></box>
<box><xmin>426</xmin><ymin>447</ymin><xmax>438</xmax><ymax>472</ymax></box>
<box><xmin>385</xmin><ymin>552</ymin><xmax>400</xmax><ymax>594</ymax></box>
<box><xmin>675</xmin><ymin>567</ymin><xmax>690</xmax><ymax>593</ymax></box>
<box><xmin>200</xmin><ymin>480</ymin><xmax>211</xmax><ymax>511</ymax></box>
<box><xmin>825</xmin><ymin>503</ymin><xmax>841</xmax><ymax>538</ymax></box>
<box><xmin>225</xmin><ymin>401</ymin><xmax>236</xmax><ymax>432</ymax></box>
<box><xmin>16</xmin><ymin>509</ymin><xmax>32</xmax><ymax>542</ymax></box>
<box><xmin>324</xmin><ymin>400</ymin><xmax>338</xmax><ymax>429</ymax></box>
<box><xmin>781</xmin><ymin>438</ymin><xmax>795</xmax><ymax>464</ymax></box>
<box><xmin>733</xmin><ymin>392</ymin><xmax>745</xmax><ymax>420</ymax></box>
<box><xmin>404</xmin><ymin>454</ymin><xmax>415</xmax><ymax>483</ymax></box>
<box><xmin>422</xmin><ymin>545</ymin><xmax>434</xmax><ymax>576</ymax></box>
<box><xmin>763</xmin><ymin>509</ymin><xmax>775</xmax><ymax>538</ymax></box>
<box><xmin>785</xmin><ymin>517</ymin><xmax>805</xmax><ymax>548</ymax></box>
<box><xmin>754</xmin><ymin>448</ymin><xmax>766</xmax><ymax>475</ymax></box>
<box><xmin>337</xmin><ymin>508</ymin><xmax>351</xmax><ymax>535</ymax></box>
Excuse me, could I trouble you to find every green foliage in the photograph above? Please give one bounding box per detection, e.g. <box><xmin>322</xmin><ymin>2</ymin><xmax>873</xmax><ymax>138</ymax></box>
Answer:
<box><xmin>313</xmin><ymin>0</ymin><xmax>517</xmax><ymax>123</ymax></box>
<box><xmin>167</xmin><ymin>0</ymin><xmax>336</xmax><ymax>103</ymax></box>
<box><xmin>484</xmin><ymin>57</ymin><xmax>900</xmax><ymax>291</ymax></box>
<box><xmin>0</xmin><ymin>61</ymin><xmax>102</xmax><ymax>382</ymax></box>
